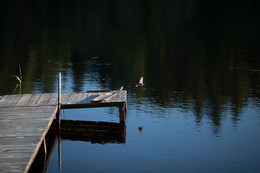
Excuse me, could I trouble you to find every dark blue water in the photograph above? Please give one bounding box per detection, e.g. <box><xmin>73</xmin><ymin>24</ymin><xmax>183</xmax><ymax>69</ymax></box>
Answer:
<box><xmin>45</xmin><ymin>103</ymin><xmax>260</xmax><ymax>173</ymax></box>
<box><xmin>46</xmin><ymin>82</ymin><xmax>260</xmax><ymax>173</ymax></box>
<box><xmin>0</xmin><ymin>1</ymin><xmax>260</xmax><ymax>172</ymax></box>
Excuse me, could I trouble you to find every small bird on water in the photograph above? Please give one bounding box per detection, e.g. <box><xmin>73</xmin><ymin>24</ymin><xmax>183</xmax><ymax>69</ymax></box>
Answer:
<box><xmin>138</xmin><ymin>126</ymin><xmax>144</xmax><ymax>135</ymax></box>
<box><xmin>135</xmin><ymin>77</ymin><xmax>144</xmax><ymax>87</ymax></box>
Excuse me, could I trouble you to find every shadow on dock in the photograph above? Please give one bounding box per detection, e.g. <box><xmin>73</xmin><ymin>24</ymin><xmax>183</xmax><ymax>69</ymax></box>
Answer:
<box><xmin>29</xmin><ymin>119</ymin><xmax>126</xmax><ymax>173</ymax></box>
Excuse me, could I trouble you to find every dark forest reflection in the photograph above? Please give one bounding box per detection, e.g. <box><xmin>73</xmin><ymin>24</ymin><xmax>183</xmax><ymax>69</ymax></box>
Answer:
<box><xmin>0</xmin><ymin>0</ymin><xmax>260</xmax><ymax>131</ymax></box>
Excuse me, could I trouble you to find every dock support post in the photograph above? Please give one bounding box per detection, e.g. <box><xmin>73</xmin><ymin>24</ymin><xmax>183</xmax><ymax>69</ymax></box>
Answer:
<box><xmin>119</xmin><ymin>102</ymin><xmax>126</xmax><ymax>123</ymax></box>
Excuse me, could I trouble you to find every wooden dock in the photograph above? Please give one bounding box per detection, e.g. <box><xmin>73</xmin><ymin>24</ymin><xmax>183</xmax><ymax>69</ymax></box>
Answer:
<box><xmin>0</xmin><ymin>91</ymin><xmax>127</xmax><ymax>173</ymax></box>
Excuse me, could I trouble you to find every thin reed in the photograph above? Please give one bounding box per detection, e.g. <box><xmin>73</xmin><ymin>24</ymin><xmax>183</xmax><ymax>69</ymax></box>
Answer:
<box><xmin>11</xmin><ymin>64</ymin><xmax>22</xmax><ymax>94</ymax></box>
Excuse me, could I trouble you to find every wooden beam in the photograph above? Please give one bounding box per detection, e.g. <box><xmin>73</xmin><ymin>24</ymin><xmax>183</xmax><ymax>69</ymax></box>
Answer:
<box><xmin>86</xmin><ymin>89</ymin><xmax>111</xmax><ymax>92</ymax></box>
<box><xmin>119</xmin><ymin>103</ymin><xmax>126</xmax><ymax>123</ymax></box>
<box><xmin>61</xmin><ymin>102</ymin><xmax>125</xmax><ymax>109</ymax></box>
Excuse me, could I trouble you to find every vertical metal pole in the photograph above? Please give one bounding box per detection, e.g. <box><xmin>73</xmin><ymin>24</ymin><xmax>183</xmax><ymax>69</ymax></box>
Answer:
<box><xmin>58</xmin><ymin>73</ymin><xmax>61</xmax><ymax>113</ymax></box>
<box><xmin>58</xmin><ymin>73</ymin><xmax>61</xmax><ymax>127</ymax></box>
<box><xmin>58</xmin><ymin>73</ymin><xmax>62</xmax><ymax>172</ymax></box>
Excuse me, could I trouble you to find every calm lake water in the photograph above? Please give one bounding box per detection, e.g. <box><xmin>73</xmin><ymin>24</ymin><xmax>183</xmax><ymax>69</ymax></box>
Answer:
<box><xmin>1</xmin><ymin>1</ymin><xmax>260</xmax><ymax>173</ymax></box>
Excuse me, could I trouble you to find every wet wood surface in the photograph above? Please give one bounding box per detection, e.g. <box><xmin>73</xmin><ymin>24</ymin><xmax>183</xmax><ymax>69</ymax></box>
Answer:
<box><xmin>0</xmin><ymin>91</ymin><xmax>127</xmax><ymax>173</ymax></box>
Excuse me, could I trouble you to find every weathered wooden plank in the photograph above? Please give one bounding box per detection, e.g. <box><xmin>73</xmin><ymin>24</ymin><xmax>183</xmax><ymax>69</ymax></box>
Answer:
<box><xmin>61</xmin><ymin>91</ymin><xmax>127</xmax><ymax>109</ymax></box>
<box><xmin>0</xmin><ymin>105</ymin><xmax>57</xmax><ymax>173</ymax></box>
<box><xmin>0</xmin><ymin>125</ymin><xmax>48</xmax><ymax>133</ymax></box>
<box><xmin>0</xmin><ymin>144</ymin><xmax>39</xmax><ymax>152</ymax></box>
<box><xmin>77</xmin><ymin>92</ymin><xmax>97</xmax><ymax>104</ymax></box>
<box><xmin>8</xmin><ymin>95</ymin><xmax>24</xmax><ymax>107</ymax></box>
<box><xmin>0</xmin><ymin>95</ymin><xmax>23</xmax><ymax>107</ymax></box>
<box><xmin>36</xmin><ymin>93</ymin><xmax>53</xmax><ymax>105</ymax></box>
<box><xmin>66</xmin><ymin>93</ymin><xmax>81</xmax><ymax>104</ymax></box>
<box><xmin>0</xmin><ymin>136</ymin><xmax>39</xmax><ymax>145</ymax></box>
<box><xmin>91</xmin><ymin>92</ymin><xmax>113</xmax><ymax>102</ymax></box>
<box><xmin>110</xmin><ymin>90</ymin><xmax>127</xmax><ymax>103</ymax></box>
<box><xmin>120</xmin><ymin>90</ymin><xmax>127</xmax><ymax>102</ymax></box>
<box><xmin>0</xmin><ymin>106</ymin><xmax>54</xmax><ymax>116</ymax></box>
<box><xmin>15</xmin><ymin>94</ymin><xmax>33</xmax><ymax>106</ymax></box>
<box><xmin>0</xmin><ymin>91</ymin><xmax>126</xmax><ymax>108</ymax></box>
<box><xmin>0</xmin><ymin>123</ymin><xmax>47</xmax><ymax>129</ymax></box>
<box><xmin>46</xmin><ymin>93</ymin><xmax>58</xmax><ymax>105</ymax></box>
<box><xmin>61</xmin><ymin>93</ymin><xmax>70</xmax><ymax>105</ymax></box>
<box><xmin>0</xmin><ymin>95</ymin><xmax>13</xmax><ymax>104</ymax></box>
<box><xmin>63</xmin><ymin>93</ymin><xmax>73</xmax><ymax>104</ymax></box>
<box><xmin>0</xmin><ymin>157</ymin><xmax>31</xmax><ymax>173</ymax></box>
<box><xmin>75</xmin><ymin>93</ymin><xmax>89</xmax><ymax>103</ymax></box>
<box><xmin>25</xmin><ymin>94</ymin><xmax>42</xmax><ymax>106</ymax></box>
<box><xmin>102</xmin><ymin>91</ymin><xmax>119</xmax><ymax>102</ymax></box>
<box><xmin>0</xmin><ymin>113</ymin><xmax>52</xmax><ymax>121</ymax></box>
<box><xmin>71</xmin><ymin>93</ymin><xmax>81</xmax><ymax>104</ymax></box>
<box><xmin>72</xmin><ymin>92</ymin><xmax>87</xmax><ymax>104</ymax></box>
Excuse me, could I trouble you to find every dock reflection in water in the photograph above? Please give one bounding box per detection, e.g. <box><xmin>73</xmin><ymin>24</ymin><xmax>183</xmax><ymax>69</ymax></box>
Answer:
<box><xmin>29</xmin><ymin>119</ymin><xmax>126</xmax><ymax>172</ymax></box>
<box><xmin>52</xmin><ymin>120</ymin><xmax>126</xmax><ymax>144</ymax></box>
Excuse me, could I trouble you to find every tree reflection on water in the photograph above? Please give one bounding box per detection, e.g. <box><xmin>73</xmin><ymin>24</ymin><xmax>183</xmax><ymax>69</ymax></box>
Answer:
<box><xmin>0</xmin><ymin>0</ymin><xmax>260</xmax><ymax>131</ymax></box>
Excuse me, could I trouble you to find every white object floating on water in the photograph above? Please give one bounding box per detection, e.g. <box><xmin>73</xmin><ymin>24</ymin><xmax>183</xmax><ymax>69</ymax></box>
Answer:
<box><xmin>136</xmin><ymin>77</ymin><xmax>144</xmax><ymax>87</ymax></box>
